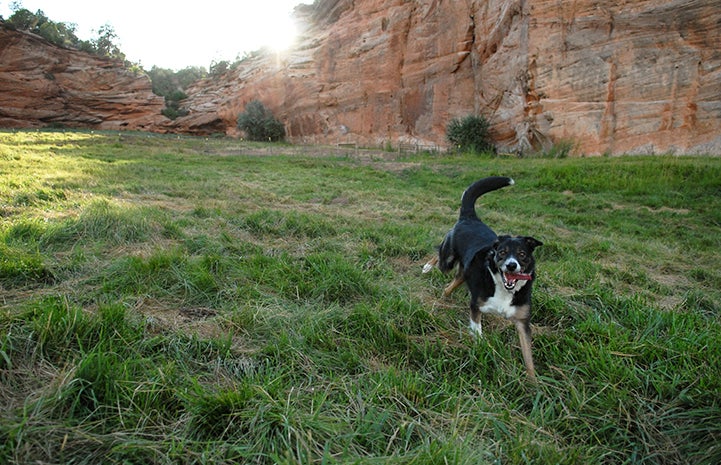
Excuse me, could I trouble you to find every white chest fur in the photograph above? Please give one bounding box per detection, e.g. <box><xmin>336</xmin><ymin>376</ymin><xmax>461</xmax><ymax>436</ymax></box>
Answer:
<box><xmin>480</xmin><ymin>271</ymin><xmax>527</xmax><ymax>319</ymax></box>
<box><xmin>480</xmin><ymin>292</ymin><xmax>517</xmax><ymax>318</ymax></box>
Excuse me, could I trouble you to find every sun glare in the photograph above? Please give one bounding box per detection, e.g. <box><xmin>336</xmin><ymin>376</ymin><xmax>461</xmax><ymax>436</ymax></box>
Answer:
<box><xmin>0</xmin><ymin>1</ymin><xmax>305</xmax><ymax>69</ymax></box>
<box><xmin>261</xmin><ymin>15</ymin><xmax>298</xmax><ymax>52</ymax></box>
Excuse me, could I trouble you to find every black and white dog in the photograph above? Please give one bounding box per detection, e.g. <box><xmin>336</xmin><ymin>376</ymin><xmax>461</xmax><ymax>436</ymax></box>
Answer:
<box><xmin>423</xmin><ymin>176</ymin><xmax>542</xmax><ymax>380</ymax></box>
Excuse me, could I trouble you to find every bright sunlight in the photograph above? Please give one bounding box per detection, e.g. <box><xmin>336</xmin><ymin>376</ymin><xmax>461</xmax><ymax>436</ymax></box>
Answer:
<box><xmin>1</xmin><ymin>0</ymin><xmax>306</xmax><ymax>69</ymax></box>
<box><xmin>258</xmin><ymin>14</ymin><xmax>299</xmax><ymax>52</ymax></box>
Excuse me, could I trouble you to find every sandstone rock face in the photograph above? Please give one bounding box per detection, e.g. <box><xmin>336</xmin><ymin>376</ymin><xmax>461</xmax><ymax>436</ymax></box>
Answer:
<box><xmin>0</xmin><ymin>25</ymin><xmax>167</xmax><ymax>131</ymax></box>
<box><xmin>174</xmin><ymin>0</ymin><xmax>721</xmax><ymax>155</ymax></box>
<box><xmin>527</xmin><ymin>0</ymin><xmax>721</xmax><ymax>155</ymax></box>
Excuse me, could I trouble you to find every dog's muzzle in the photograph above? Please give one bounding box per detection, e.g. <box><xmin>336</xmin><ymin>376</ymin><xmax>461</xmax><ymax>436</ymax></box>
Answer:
<box><xmin>501</xmin><ymin>272</ymin><xmax>533</xmax><ymax>290</ymax></box>
<box><xmin>501</xmin><ymin>260</ymin><xmax>532</xmax><ymax>289</ymax></box>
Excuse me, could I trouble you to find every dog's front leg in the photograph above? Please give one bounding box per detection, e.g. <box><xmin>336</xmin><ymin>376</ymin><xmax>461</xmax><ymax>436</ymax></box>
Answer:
<box><xmin>514</xmin><ymin>318</ymin><xmax>537</xmax><ymax>382</ymax></box>
<box><xmin>469</xmin><ymin>299</ymin><xmax>484</xmax><ymax>336</ymax></box>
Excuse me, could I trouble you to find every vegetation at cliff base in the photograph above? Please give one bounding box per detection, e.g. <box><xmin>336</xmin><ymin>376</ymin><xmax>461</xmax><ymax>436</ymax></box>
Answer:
<box><xmin>237</xmin><ymin>100</ymin><xmax>286</xmax><ymax>142</ymax></box>
<box><xmin>1</xmin><ymin>130</ymin><xmax>720</xmax><ymax>464</ymax></box>
<box><xmin>446</xmin><ymin>114</ymin><xmax>494</xmax><ymax>154</ymax></box>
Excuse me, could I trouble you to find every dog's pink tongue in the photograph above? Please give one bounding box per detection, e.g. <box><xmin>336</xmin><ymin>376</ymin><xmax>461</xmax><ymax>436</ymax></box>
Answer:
<box><xmin>506</xmin><ymin>273</ymin><xmax>532</xmax><ymax>281</ymax></box>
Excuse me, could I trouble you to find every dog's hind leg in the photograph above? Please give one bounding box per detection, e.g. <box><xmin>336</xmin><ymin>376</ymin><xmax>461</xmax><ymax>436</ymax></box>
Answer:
<box><xmin>443</xmin><ymin>271</ymin><xmax>465</xmax><ymax>297</ymax></box>
<box><xmin>422</xmin><ymin>255</ymin><xmax>438</xmax><ymax>274</ymax></box>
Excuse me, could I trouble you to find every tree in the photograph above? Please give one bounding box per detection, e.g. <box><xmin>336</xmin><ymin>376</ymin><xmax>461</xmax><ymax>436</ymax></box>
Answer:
<box><xmin>93</xmin><ymin>24</ymin><xmax>124</xmax><ymax>61</ymax></box>
<box><xmin>174</xmin><ymin>67</ymin><xmax>206</xmax><ymax>88</ymax></box>
<box><xmin>237</xmin><ymin>100</ymin><xmax>285</xmax><ymax>142</ymax></box>
<box><xmin>6</xmin><ymin>7</ymin><xmax>79</xmax><ymax>47</ymax></box>
<box><xmin>209</xmin><ymin>60</ymin><xmax>229</xmax><ymax>77</ymax></box>
<box><xmin>5</xmin><ymin>6</ymin><xmax>125</xmax><ymax>63</ymax></box>
<box><xmin>446</xmin><ymin>115</ymin><xmax>494</xmax><ymax>154</ymax></box>
<box><xmin>6</xmin><ymin>7</ymin><xmax>40</xmax><ymax>30</ymax></box>
<box><xmin>147</xmin><ymin>66</ymin><xmax>206</xmax><ymax>120</ymax></box>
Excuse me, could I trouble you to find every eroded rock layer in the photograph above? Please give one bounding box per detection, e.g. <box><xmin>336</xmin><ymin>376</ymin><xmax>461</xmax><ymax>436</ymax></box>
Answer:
<box><xmin>0</xmin><ymin>25</ymin><xmax>166</xmax><ymax>131</ymax></box>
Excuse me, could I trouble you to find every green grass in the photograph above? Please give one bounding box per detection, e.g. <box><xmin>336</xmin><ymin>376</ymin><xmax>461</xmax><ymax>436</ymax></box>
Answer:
<box><xmin>1</xmin><ymin>129</ymin><xmax>720</xmax><ymax>464</ymax></box>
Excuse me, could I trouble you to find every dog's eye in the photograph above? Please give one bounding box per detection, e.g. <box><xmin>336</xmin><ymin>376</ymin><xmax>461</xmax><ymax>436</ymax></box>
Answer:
<box><xmin>497</xmin><ymin>250</ymin><xmax>507</xmax><ymax>258</ymax></box>
<box><xmin>518</xmin><ymin>251</ymin><xmax>527</xmax><ymax>259</ymax></box>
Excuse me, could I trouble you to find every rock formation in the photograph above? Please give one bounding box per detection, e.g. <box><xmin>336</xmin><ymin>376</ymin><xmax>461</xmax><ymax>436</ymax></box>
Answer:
<box><xmin>2</xmin><ymin>1</ymin><xmax>718</xmax><ymax>155</ymax></box>
<box><xmin>0</xmin><ymin>24</ymin><xmax>166</xmax><ymax>131</ymax></box>
<box><xmin>173</xmin><ymin>0</ymin><xmax>721</xmax><ymax>155</ymax></box>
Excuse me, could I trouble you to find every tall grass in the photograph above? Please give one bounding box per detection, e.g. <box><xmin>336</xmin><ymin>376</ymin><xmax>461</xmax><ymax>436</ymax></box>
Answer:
<box><xmin>1</xmin><ymin>130</ymin><xmax>720</xmax><ymax>464</ymax></box>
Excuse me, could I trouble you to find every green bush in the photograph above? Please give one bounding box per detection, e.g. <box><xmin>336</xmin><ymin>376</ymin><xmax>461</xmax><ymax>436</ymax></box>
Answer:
<box><xmin>147</xmin><ymin>66</ymin><xmax>205</xmax><ymax>120</ymax></box>
<box><xmin>542</xmin><ymin>139</ymin><xmax>576</xmax><ymax>158</ymax></box>
<box><xmin>237</xmin><ymin>100</ymin><xmax>285</xmax><ymax>142</ymax></box>
<box><xmin>445</xmin><ymin>114</ymin><xmax>493</xmax><ymax>154</ymax></box>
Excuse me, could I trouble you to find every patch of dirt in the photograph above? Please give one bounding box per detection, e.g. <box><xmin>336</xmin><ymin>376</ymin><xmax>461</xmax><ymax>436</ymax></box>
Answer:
<box><xmin>653</xmin><ymin>272</ymin><xmax>690</xmax><ymax>289</ymax></box>
<box><xmin>657</xmin><ymin>295</ymin><xmax>684</xmax><ymax>311</ymax></box>
<box><xmin>609</xmin><ymin>203</ymin><xmax>690</xmax><ymax>215</ymax></box>
<box><xmin>132</xmin><ymin>297</ymin><xmax>224</xmax><ymax>340</ymax></box>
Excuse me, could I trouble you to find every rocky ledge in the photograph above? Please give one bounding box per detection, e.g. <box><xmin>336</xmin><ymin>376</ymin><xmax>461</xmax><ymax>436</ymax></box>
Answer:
<box><xmin>0</xmin><ymin>24</ymin><xmax>167</xmax><ymax>131</ymax></box>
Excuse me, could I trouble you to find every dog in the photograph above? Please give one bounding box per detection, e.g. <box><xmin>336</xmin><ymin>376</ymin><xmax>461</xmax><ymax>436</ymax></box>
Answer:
<box><xmin>423</xmin><ymin>176</ymin><xmax>542</xmax><ymax>380</ymax></box>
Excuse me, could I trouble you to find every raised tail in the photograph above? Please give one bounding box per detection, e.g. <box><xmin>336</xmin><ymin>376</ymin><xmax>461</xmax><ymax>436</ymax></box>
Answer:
<box><xmin>459</xmin><ymin>176</ymin><xmax>514</xmax><ymax>219</ymax></box>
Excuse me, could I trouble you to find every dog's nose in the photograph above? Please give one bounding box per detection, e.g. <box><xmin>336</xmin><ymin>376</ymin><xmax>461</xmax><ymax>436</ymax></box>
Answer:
<box><xmin>506</xmin><ymin>261</ymin><xmax>518</xmax><ymax>271</ymax></box>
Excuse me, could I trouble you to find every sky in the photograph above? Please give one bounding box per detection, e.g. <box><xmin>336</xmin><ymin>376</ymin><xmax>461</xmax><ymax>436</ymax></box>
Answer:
<box><xmin>1</xmin><ymin>0</ymin><xmax>309</xmax><ymax>70</ymax></box>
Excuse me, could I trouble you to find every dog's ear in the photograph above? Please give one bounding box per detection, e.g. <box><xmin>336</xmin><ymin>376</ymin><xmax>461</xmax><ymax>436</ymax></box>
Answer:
<box><xmin>490</xmin><ymin>237</ymin><xmax>505</xmax><ymax>253</ymax></box>
<box><xmin>495</xmin><ymin>235</ymin><xmax>511</xmax><ymax>246</ymax></box>
<box><xmin>487</xmin><ymin>238</ymin><xmax>502</xmax><ymax>257</ymax></box>
<box><xmin>524</xmin><ymin>237</ymin><xmax>543</xmax><ymax>250</ymax></box>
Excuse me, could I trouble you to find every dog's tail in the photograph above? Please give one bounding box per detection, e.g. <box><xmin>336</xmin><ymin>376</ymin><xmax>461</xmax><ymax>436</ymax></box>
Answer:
<box><xmin>459</xmin><ymin>176</ymin><xmax>514</xmax><ymax>220</ymax></box>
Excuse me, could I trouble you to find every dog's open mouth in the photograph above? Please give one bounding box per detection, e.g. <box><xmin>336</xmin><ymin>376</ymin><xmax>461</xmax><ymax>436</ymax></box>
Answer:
<box><xmin>502</xmin><ymin>272</ymin><xmax>533</xmax><ymax>290</ymax></box>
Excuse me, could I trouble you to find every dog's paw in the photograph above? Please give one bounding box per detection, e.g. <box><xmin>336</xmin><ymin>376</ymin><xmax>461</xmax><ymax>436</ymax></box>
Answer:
<box><xmin>469</xmin><ymin>320</ymin><xmax>483</xmax><ymax>337</ymax></box>
<box><xmin>422</xmin><ymin>262</ymin><xmax>434</xmax><ymax>274</ymax></box>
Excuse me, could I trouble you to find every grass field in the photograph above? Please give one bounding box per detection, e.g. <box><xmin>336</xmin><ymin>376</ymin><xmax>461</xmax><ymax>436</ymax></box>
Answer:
<box><xmin>1</xmin><ymin>130</ymin><xmax>720</xmax><ymax>464</ymax></box>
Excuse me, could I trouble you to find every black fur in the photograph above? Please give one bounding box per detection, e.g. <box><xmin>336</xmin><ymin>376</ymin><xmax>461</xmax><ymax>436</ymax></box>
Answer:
<box><xmin>426</xmin><ymin>176</ymin><xmax>543</xmax><ymax>380</ymax></box>
<box><xmin>437</xmin><ymin>176</ymin><xmax>513</xmax><ymax>274</ymax></box>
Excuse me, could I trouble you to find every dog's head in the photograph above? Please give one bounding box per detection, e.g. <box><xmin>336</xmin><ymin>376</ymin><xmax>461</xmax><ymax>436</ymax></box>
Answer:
<box><xmin>491</xmin><ymin>236</ymin><xmax>543</xmax><ymax>290</ymax></box>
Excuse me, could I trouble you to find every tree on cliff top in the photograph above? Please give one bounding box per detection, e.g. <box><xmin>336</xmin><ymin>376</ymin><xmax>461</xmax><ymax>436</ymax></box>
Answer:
<box><xmin>4</xmin><ymin>6</ymin><xmax>80</xmax><ymax>48</ymax></box>
<box><xmin>237</xmin><ymin>100</ymin><xmax>285</xmax><ymax>142</ymax></box>
<box><xmin>4</xmin><ymin>4</ymin><xmax>125</xmax><ymax>62</ymax></box>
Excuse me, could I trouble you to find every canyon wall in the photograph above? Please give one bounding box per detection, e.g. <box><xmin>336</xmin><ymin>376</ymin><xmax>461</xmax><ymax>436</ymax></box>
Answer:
<box><xmin>174</xmin><ymin>0</ymin><xmax>721</xmax><ymax>155</ymax></box>
<box><xmin>0</xmin><ymin>25</ymin><xmax>166</xmax><ymax>131</ymax></box>
<box><xmin>1</xmin><ymin>1</ymin><xmax>719</xmax><ymax>155</ymax></box>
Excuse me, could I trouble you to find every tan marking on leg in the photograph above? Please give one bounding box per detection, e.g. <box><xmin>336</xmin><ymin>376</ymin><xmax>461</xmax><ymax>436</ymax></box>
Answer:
<box><xmin>443</xmin><ymin>275</ymin><xmax>465</xmax><ymax>297</ymax></box>
<box><xmin>514</xmin><ymin>319</ymin><xmax>537</xmax><ymax>382</ymax></box>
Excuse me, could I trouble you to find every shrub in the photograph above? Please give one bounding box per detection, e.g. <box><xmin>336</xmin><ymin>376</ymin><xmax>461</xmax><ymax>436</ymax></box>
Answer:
<box><xmin>446</xmin><ymin>114</ymin><xmax>493</xmax><ymax>154</ymax></box>
<box><xmin>147</xmin><ymin>66</ymin><xmax>204</xmax><ymax>120</ymax></box>
<box><xmin>236</xmin><ymin>100</ymin><xmax>285</xmax><ymax>142</ymax></box>
<box><xmin>542</xmin><ymin>139</ymin><xmax>576</xmax><ymax>158</ymax></box>
<box><xmin>209</xmin><ymin>60</ymin><xmax>230</xmax><ymax>77</ymax></box>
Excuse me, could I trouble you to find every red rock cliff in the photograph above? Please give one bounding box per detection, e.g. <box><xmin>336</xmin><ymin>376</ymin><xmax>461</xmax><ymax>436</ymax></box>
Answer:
<box><xmin>174</xmin><ymin>0</ymin><xmax>721</xmax><ymax>155</ymax></box>
<box><xmin>0</xmin><ymin>25</ymin><xmax>166</xmax><ymax>131</ymax></box>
